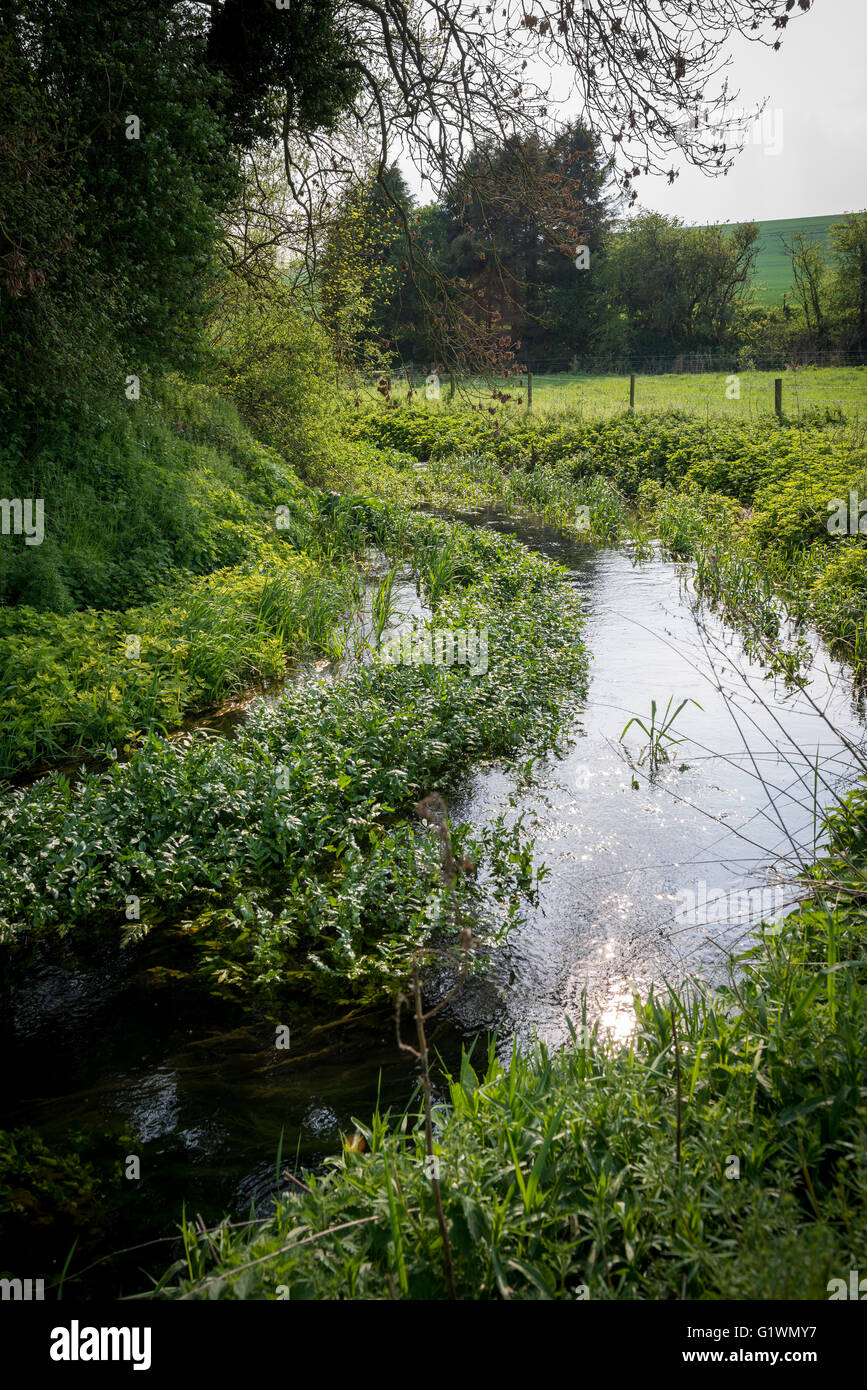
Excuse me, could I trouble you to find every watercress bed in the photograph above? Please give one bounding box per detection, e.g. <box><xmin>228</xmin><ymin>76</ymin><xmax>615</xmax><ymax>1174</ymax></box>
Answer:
<box><xmin>0</xmin><ymin>508</ymin><xmax>587</xmax><ymax>999</ymax></box>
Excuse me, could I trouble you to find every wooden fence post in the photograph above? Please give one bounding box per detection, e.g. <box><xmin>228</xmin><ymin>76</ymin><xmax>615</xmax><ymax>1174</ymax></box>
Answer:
<box><xmin>629</xmin><ymin>374</ymin><xmax>635</xmax><ymax>411</ymax></box>
<box><xmin>449</xmin><ymin>371</ymin><xmax>455</xmax><ymax>400</ymax></box>
<box><xmin>527</xmin><ymin>372</ymin><xmax>533</xmax><ymax>409</ymax></box>
<box><xmin>774</xmin><ymin>378</ymin><xmax>783</xmax><ymax>417</ymax></box>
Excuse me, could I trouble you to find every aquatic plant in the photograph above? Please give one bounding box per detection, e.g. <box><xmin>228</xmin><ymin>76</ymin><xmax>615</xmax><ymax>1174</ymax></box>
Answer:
<box><xmin>620</xmin><ymin>696</ymin><xmax>702</xmax><ymax>776</ymax></box>
<box><xmin>0</xmin><ymin>512</ymin><xmax>587</xmax><ymax>999</ymax></box>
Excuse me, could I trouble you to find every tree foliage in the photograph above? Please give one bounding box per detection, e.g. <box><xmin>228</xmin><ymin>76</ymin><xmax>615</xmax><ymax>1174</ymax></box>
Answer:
<box><xmin>829</xmin><ymin>212</ymin><xmax>867</xmax><ymax>351</ymax></box>
<box><xmin>0</xmin><ymin>1</ymin><xmax>240</xmax><ymax>423</ymax></box>
<box><xmin>596</xmin><ymin>213</ymin><xmax>759</xmax><ymax>357</ymax></box>
<box><xmin>432</xmin><ymin>124</ymin><xmax>615</xmax><ymax>362</ymax></box>
<box><xmin>318</xmin><ymin>167</ymin><xmax>417</xmax><ymax>370</ymax></box>
<box><xmin>207</xmin><ymin>265</ymin><xmax>339</xmax><ymax>473</ymax></box>
<box><xmin>205</xmin><ymin>0</ymin><xmax>359</xmax><ymax>150</ymax></box>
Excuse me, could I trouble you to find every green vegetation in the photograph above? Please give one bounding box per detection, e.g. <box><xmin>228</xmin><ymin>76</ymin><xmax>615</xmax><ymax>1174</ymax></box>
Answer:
<box><xmin>2</xmin><ymin>0</ymin><xmax>864</xmax><ymax>1313</ymax></box>
<box><xmin>0</xmin><ymin>378</ymin><xmax>360</xmax><ymax>775</ymax></box>
<box><xmin>351</xmin><ymin>366</ymin><xmax>865</xmax><ymax>421</ymax></box>
<box><xmin>620</xmin><ymin>697</ymin><xmax>702</xmax><ymax>777</ymax></box>
<box><xmin>0</xmin><ymin>554</ymin><xmax>356</xmax><ymax>778</ymax></box>
<box><xmin>0</xmin><ymin>508</ymin><xmax>586</xmax><ymax>1000</ymax></box>
<box><xmin>344</xmin><ymin>392</ymin><xmax>863</xmax><ymax>462</ymax></box>
<box><xmin>159</xmin><ymin>781</ymin><xmax>867</xmax><ymax>1300</ymax></box>
<box><xmin>132</xmin><ymin>388</ymin><xmax>866</xmax><ymax>1303</ymax></box>
<box><xmin>334</xmin><ymin>399</ymin><xmax>867</xmax><ymax>680</ymax></box>
<box><xmin>0</xmin><ymin>376</ymin><xmax>330</xmax><ymax>614</ymax></box>
<box><xmin>715</xmin><ymin>213</ymin><xmax>839</xmax><ymax>306</ymax></box>
<box><xmin>0</xmin><ymin>1127</ymin><xmax>123</xmax><ymax>1270</ymax></box>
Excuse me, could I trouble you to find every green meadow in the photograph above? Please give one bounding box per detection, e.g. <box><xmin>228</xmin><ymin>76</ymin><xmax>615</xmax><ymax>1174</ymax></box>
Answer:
<box><xmin>386</xmin><ymin>366</ymin><xmax>866</xmax><ymax>422</ymax></box>
<box><xmin>715</xmin><ymin>213</ymin><xmax>842</xmax><ymax>305</ymax></box>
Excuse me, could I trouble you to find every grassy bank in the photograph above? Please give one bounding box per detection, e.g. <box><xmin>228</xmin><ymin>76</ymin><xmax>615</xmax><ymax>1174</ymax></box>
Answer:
<box><xmin>0</xmin><ymin>381</ymin><xmax>301</xmax><ymax>613</ymax></box>
<box><xmin>156</xmin><ymin>779</ymin><xmax>867</xmax><ymax>1300</ymax></box>
<box><xmin>0</xmin><ymin>380</ymin><xmax>367</xmax><ymax>778</ymax></box>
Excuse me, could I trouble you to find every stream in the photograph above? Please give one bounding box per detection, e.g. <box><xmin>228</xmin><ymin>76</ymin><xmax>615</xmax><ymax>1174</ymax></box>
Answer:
<box><xmin>2</xmin><ymin>509</ymin><xmax>865</xmax><ymax>1295</ymax></box>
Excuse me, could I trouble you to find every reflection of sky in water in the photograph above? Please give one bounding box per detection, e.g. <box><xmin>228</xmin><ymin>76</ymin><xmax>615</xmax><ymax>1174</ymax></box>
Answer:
<box><xmin>444</xmin><ymin>531</ymin><xmax>865</xmax><ymax>1054</ymax></box>
<box><xmin>124</xmin><ymin>1069</ymin><xmax>181</xmax><ymax>1143</ymax></box>
<box><xmin>122</xmin><ymin>1074</ymin><xmax>220</xmax><ymax>1152</ymax></box>
<box><xmin>302</xmin><ymin>1102</ymin><xmax>341</xmax><ymax>1139</ymax></box>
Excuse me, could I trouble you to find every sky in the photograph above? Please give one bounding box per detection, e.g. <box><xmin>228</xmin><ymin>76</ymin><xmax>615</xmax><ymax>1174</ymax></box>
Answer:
<box><xmin>401</xmin><ymin>0</ymin><xmax>867</xmax><ymax>227</ymax></box>
<box><xmin>636</xmin><ymin>0</ymin><xmax>867</xmax><ymax>225</ymax></box>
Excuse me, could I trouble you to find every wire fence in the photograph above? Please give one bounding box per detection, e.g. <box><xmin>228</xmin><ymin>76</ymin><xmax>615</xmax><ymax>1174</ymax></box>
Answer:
<box><xmin>383</xmin><ymin>348</ymin><xmax>867</xmax><ymax>379</ymax></box>
<box><xmin>346</xmin><ymin>352</ymin><xmax>865</xmax><ymax>421</ymax></box>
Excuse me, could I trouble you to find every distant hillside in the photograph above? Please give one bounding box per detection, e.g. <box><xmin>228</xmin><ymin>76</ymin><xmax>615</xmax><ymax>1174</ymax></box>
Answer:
<box><xmin>715</xmin><ymin>213</ymin><xmax>841</xmax><ymax>305</ymax></box>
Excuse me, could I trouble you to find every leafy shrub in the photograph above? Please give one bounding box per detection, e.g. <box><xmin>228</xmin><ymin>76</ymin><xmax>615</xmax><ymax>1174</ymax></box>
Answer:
<box><xmin>0</xmin><ymin>1126</ymin><xmax>123</xmax><ymax>1277</ymax></box>
<box><xmin>0</xmin><ymin>550</ymin><xmax>355</xmax><ymax>777</ymax></box>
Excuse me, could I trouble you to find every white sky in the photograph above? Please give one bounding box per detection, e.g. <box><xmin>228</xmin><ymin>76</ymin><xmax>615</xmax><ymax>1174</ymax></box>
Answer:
<box><xmin>401</xmin><ymin>0</ymin><xmax>867</xmax><ymax>226</ymax></box>
<box><xmin>639</xmin><ymin>0</ymin><xmax>867</xmax><ymax>224</ymax></box>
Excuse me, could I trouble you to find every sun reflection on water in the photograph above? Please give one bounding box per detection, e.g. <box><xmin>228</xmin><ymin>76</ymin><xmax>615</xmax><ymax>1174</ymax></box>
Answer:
<box><xmin>595</xmin><ymin>983</ymin><xmax>638</xmax><ymax>1044</ymax></box>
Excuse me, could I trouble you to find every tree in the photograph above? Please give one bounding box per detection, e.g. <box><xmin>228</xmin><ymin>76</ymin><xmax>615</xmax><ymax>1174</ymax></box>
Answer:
<box><xmin>596</xmin><ymin>213</ymin><xmax>758</xmax><ymax>359</ymax></box>
<box><xmin>679</xmin><ymin>222</ymin><xmax>760</xmax><ymax>344</ymax></box>
<box><xmin>783</xmin><ymin>231</ymin><xmax>829</xmax><ymax>347</ymax></box>
<box><xmin>207</xmin><ymin>0</ymin><xmax>815</xmax><ymax>371</ymax></box>
<box><xmin>205</xmin><ymin>0</ymin><xmax>359</xmax><ymax>151</ymax></box>
<box><xmin>263</xmin><ymin>0</ymin><xmax>816</xmax><ymax>218</ymax></box>
<box><xmin>0</xmin><ymin>0</ymin><xmax>819</xmax><ymax>404</ymax></box>
<box><xmin>316</xmin><ymin>168</ymin><xmax>408</xmax><ymax>372</ymax></box>
<box><xmin>0</xmin><ymin>1</ymin><xmax>237</xmax><ymax>420</ymax></box>
<box><xmin>434</xmin><ymin>124</ymin><xmax>615</xmax><ymax>363</ymax></box>
<box><xmin>829</xmin><ymin>212</ymin><xmax>867</xmax><ymax>351</ymax></box>
<box><xmin>207</xmin><ymin>263</ymin><xmax>338</xmax><ymax>474</ymax></box>
<box><xmin>316</xmin><ymin>166</ymin><xmax>432</xmax><ymax>367</ymax></box>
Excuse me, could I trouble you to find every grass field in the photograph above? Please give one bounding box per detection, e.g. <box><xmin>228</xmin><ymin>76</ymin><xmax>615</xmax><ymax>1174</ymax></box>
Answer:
<box><xmin>714</xmin><ymin>213</ymin><xmax>841</xmax><ymax>305</ymax></box>
<box><xmin>387</xmin><ymin>366</ymin><xmax>867</xmax><ymax>421</ymax></box>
